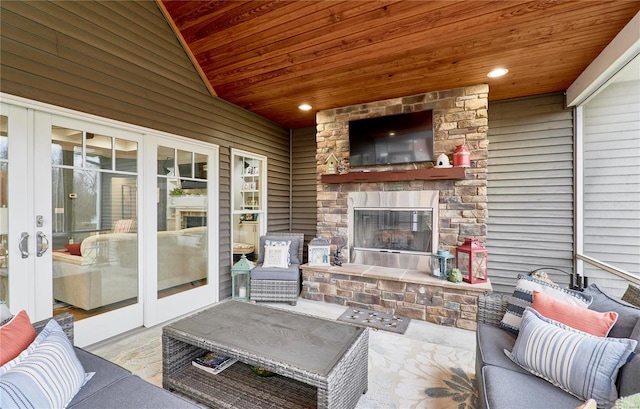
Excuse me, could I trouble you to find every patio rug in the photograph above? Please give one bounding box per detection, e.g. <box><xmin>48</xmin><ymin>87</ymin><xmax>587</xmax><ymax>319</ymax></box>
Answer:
<box><xmin>338</xmin><ymin>307</ymin><xmax>411</xmax><ymax>334</ymax></box>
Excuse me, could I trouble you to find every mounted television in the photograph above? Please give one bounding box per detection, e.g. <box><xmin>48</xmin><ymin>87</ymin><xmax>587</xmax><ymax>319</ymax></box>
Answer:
<box><xmin>348</xmin><ymin>110</ymin><xmax>434</xmax><ymax>167</ymax></box>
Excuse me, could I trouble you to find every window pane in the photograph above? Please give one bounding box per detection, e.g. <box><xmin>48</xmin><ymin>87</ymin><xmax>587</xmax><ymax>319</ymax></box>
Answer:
<box><xmin>51</xmin><ymin>126</ymin><xmax>82</xmax><ymax>166</ymax></box>
<box><xmin>157</xmin><ymin>146</ymin><xmax>174</xmax><ymax>176</ymax></box>
<box><xmin>195</xmin><ymin>153</ymin><xmax>207</xmax><ymax>179</ymax></box>
<box><xmin>115</xmin><ymin>138</ymin><xmax>137</xmax><ymax>172</ymax></box>
<box><xmin>158</xmin><ymin>158</ymin><xmax>208</xmax><ymax>298</ymax></box>
<box><xmin>52</xmin><ymin>129</ymin><xmax>138</xmax><ymax>318</ymax></box>
<box><xmin>86</xmin><ymin>133</ymin><xmax>113</xmax><ymax>170</ymax></box>
<box><xmin>177</xmin><ymin>150</ymin><xmax>192</xmax><ymax>178</ymax></box>
<box><xmin>0</xmin><ymin>115</ymin><xmax>7</xmax><ymax>158</ymax></box>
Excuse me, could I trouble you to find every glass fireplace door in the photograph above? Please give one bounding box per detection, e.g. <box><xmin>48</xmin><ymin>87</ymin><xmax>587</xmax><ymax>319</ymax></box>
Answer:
<box><xmin>353</xmin><ymin>209</ymin><xmax>433</xmax><ymax>253</ymax></box>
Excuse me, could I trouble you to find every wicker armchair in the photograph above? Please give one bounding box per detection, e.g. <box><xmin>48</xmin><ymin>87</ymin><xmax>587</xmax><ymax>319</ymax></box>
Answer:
<box><xmin>622</xmin><ymin>284</ymin><xmax>640</xmax><ymax>307</ymax></box>
<box><xmin>477</xmin><ymin>292</ymin><xmax>512</xmax><ymax>327</ymax></box>
<box><xmin>250</xmin><ymin>232</ymin><xmax>304</xmax><ymax>306</ymax></box>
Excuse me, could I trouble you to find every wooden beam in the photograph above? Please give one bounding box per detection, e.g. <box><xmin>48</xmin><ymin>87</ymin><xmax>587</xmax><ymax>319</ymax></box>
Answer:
<box><xmin>321</xmin><ymin>167</ymin><xmax>466</xmax><ymax>184</ymax></box>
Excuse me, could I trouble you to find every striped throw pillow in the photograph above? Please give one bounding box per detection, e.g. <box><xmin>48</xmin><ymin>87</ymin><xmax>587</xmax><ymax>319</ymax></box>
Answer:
<box><xmin>0</xmin><ymin>319</ymin><xmax>94</xmax><ymax>408</ymax></box>
<box><xmin>505</xmin><ymin>307</ymin><xmax>637</xmax><ymax>407</ymax></box>
<box><xmin>500</xmin><ymin>274</ymin><xmax>592</xmax><ymax>334</ymax></box>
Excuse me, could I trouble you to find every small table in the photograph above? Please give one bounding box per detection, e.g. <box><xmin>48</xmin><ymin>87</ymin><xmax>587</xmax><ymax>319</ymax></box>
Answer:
<box><xmin>162</xmin><ymin>300</ymin><xmax>368</xmax><ymax>409</ymax></box>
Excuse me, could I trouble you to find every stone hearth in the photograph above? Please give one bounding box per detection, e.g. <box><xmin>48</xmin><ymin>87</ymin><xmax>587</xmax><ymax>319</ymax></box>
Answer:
<box><xmin>301</xmin><ymin>264</ymin><xmax>492</xmax><ymax>331</ymax></box>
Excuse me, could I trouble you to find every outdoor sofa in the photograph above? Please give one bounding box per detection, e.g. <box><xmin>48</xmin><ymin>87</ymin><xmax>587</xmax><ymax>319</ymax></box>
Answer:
<box><xmin>476</xmin><ymin>279</ymin><xmax>640</xmax><ymax>409</ymax></box>
<box><xmin>1</xmin><ymin>312</ymin><xmax>199</xmax><ymax>408</ymax></box>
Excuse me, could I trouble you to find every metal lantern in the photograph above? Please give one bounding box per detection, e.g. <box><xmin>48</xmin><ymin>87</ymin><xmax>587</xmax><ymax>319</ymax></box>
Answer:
<box><xmin>430</xmin><ymin>249</ymin><xmax>455</xmax><ymax>279</ymax></box>
<box><xmin>308</xmin><ymin>237</ymin><xmax>331</xmax><ymax>266</ymax></box>
<box><xmin>456</xmin><ymin>238</ymin><xmax>488</xmax><ymax>284</ymax></box>
<box><xmin>232</xmin><ymin>254</ymin><xmax>253</xmax><ymax>300</ymax></box>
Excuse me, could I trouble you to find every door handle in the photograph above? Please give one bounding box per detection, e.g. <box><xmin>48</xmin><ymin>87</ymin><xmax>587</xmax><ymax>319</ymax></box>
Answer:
<box><xmin>19</xmin><ymin>232</ymin><xmax>29</xmax><ymax>258</ymax></box>
<box><xmin>36</xmin><ymin>231</ymin><xmax>49</xmax><ymax>257</ymax></box>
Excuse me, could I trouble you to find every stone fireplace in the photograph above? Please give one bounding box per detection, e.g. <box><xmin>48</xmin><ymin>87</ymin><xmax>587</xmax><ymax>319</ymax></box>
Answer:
<box><xmin>301</xmin><ymin>84</ymin><xmax>491</xmax><ymax>330</ymax></box>
<box><xmin>315</xmin><ymin>84</ymin><xmax>489</xmax><ymax>259</ymax></box>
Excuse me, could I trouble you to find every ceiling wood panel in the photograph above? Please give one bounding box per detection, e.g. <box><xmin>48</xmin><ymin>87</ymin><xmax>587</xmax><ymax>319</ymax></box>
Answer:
<box><xmin>160</xmin><ymin>0</ymin><xmax>640</xmax><ymax>129</ymax></box>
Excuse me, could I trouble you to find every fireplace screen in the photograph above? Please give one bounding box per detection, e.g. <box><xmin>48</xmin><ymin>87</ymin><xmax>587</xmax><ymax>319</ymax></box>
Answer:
<box><xmin>353</xmin><ymin>209</ymin><xmax>432</xmax><ymax>253</ymax></box>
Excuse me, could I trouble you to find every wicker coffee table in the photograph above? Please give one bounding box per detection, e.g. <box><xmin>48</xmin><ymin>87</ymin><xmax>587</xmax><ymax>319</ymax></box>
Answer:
<box><xmin>162</xmin><ymin>300</ymin><xmax>369</xmax><ymax>409</ymax></box>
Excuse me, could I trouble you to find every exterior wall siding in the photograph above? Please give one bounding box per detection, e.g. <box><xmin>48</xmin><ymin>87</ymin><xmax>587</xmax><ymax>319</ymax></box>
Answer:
<box><xmin>487</xmin><ymin>93</ymin><xmax>575</xmax><ymax>292</ymax></box>
<box><xmin>291</xmin><ymin>126</ymin><xmax>319</xmax><ymax>262</ymax></box>
<box><xmin>0</xmin><ymin>0</ymin><xmax>291</xmax><ymax>298</ymax></box>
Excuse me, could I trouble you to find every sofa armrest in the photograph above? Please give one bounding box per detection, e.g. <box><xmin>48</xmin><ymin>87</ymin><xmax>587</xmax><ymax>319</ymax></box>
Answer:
<box><xmin>32</xmin><ymin>312</ymin><xmax>74</xmax><ymax>344</ymax></box>
<box><xmin>478</xmin><ymin>292</ymin><xmax>511</xmax><ymax>327</ymax></box>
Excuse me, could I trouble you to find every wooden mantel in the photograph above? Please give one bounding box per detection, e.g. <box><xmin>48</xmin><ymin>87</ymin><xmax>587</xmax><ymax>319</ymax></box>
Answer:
<box><xmin>321</xmin><ymin>167</ymin><xmax>465</xmax><ymax>184</ymax></box>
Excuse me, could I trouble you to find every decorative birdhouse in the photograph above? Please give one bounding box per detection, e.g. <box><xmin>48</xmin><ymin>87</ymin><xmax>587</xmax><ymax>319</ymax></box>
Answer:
<box><xmin>456</xmin><ymin>238</ymin><xmax>488</xmax><ymax>284</ymax></box>
<box><xmin>325</xmin><ymin>153</ymin><xmax>339</xmax><ymax>175</ymax></box>
<box><xmin>308</xmin><ymin>237</ymin><xmax>331</xmax><ymax>266</ymax></box>
<box><xmin>232</xmin><ymin>254</ymin><xmax>253</xmax><ymax>300</ymax></box>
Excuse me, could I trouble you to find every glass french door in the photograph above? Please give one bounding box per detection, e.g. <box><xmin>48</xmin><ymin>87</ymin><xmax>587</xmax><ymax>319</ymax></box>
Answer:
<box><xmin>143</xmin><ymin>137</ymin><xmax>218</xmax><ymax>326</ymax></box>
<box><xmin>37</xmin><ymin>112</ymin><xmax>145</xmax><ymax>346</ymax></box>
<box><xmin>0</xmin><ymin>103</ymin><xmax>31</xmax><ymax>316</ymax></box>
<box><xmin>1</xmin><ymin>96</ymin><xmax>219</xmax><ymax>346</ymax></box>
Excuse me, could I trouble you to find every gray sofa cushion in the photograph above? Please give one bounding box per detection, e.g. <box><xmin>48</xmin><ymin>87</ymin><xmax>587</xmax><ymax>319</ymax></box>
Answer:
<box><xmin>476</xmin><ymin>323</ymin><xmax>527</xmax><ymax>375</ymax></box>
<box><xmin>68</xmin><ymin>348</ymin><xmax>131</xmax><ymax>407</ymax></box>
<box><xmin>251</xmin><ymin>264</ymin><xmax>300</xmax><ymax>280</ymax></box>
<box><xmin>481</xmin><ymin>366</ymin><xmax>583</xmax><ymax>409</ymax></box>
<box><xmin>583</xmin><ymin>283</ymin><xmax>640</xmax><ymax>339</ymax></box>
<box><xmin>619</xmin><ymin>319</ymin><xmax>640</xmax><ymax>397</ymax></box>
<box><xmin>69</xmin><ymin>375</ymin><xmax>200</xmax><ymax>409</ymax></box>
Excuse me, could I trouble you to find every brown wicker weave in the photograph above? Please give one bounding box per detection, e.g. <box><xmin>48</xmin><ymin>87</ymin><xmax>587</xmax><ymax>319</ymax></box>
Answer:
<box><xmin>622</xmin><ymin>284</ymin><xmax>640</xmax><ymax>308</ymax></box>
<box><xmin>250</xmin><ymin>232</ymin><xmax>305</xmax><ymax>306</ymax></box>
<box><xmin>163</xmin><ymin>300</ymin><xmax>369</xmax><ymax>409</ymax></box>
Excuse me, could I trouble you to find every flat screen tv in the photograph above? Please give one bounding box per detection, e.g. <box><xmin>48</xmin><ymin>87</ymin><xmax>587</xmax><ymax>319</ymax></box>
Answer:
<box><xmin>348</xmin><ymin>110</ymin><xmax>434</xmax><ymax>167</ymax></box>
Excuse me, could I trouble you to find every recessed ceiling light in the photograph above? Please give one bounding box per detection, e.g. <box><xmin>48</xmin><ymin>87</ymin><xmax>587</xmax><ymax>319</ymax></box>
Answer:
<box><xmin>298</xmin><ymin>103</ymin><xmax>312</xmax><ymax>111</ymax></box>
<box><xmin>487</xmin><ymin>68</ymin><xmax>509</xmax><ymax>78</ymax></box>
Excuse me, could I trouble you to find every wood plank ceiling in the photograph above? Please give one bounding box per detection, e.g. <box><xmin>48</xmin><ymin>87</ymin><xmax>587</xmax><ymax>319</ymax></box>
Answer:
<box><xmin>159</xmin><ymin>1</ymin><xmax>639</xmax><ymax>129</ymax></box>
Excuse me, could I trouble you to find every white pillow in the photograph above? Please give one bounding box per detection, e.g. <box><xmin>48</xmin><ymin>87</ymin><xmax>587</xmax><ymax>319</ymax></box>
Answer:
<box><xmin>262</xmin><ymin>245</ymin><xmax>289</xmax><ymax>268</ymax></box>
<box><xmin>264</xmin><ymin>239</ymin><xmax>291</xmax><ymax>265</ymax></box>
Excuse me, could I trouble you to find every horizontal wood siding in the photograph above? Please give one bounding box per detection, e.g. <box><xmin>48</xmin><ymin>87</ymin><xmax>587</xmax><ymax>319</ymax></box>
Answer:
<box><xmin>0</xmin><ymin>0</ymin><xmax>290</xmax><ymax>299</ymax></box>
<box><xmin>582</xmin><ymin>78</ymin><xmax>640</xmax><ymax>295</ymax></box>
<box><xmin>487</xmin><ymin>93</ymin><xmax>575</xmax><ymax>292</ymax></box>
<box><xmin>291</xmin><ymin>127</ymin><xmax>319</xmax><ymax>262</ymax></box>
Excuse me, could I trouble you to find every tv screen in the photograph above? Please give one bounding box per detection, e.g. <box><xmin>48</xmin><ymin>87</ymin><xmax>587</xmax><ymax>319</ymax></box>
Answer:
<box><xmin>348</xmin><ymin>110</ymin><xmax>434</xmax><ymax>166</ymax></box>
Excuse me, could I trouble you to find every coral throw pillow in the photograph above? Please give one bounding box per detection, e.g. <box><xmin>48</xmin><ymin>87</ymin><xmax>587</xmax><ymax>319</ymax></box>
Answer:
<box><xmin>0</xmin><ymin>310</ymin><xmax>37</xmax><ymax>365</ymax></box>
<box><xmin>532</xmin><ymin>290</ymin><xmax>618</xmax><ymax>336</ymax></box>
<box><xmin>64</xmin><ymin>243</ymin><xmax>82</xmax><ymax>256</ymax></box>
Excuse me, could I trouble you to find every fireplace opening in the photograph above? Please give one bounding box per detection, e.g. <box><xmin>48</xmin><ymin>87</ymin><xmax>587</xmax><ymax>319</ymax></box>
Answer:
<box><xmin>348</xmin><ymin>191</ymin><xmax>438</xmax><ymax>270</ymax></box>
<box><xmin>354</xmin><ymin>209</ymin><xmax>432</xmax><ymax>253</ymax></box>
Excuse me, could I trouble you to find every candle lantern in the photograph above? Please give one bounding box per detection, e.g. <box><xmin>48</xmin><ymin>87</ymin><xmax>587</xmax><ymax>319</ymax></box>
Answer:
<box><xmin>456</xmin><ymin>238</ymin><xmax>488</xmax><ymax>284</ymax></box>
<box><xmin>308</xmin><ymin>237</ymin><xmax>331</xmax><ymax>266</ymax></box>
<box><xmin>430</xmin><ymin>249</ymin><xmax>455</xmax><ymax>279</ymax></box>
<box><xmin>232</xmin><ymin>254</ymin><xmax>253</xmax><ymax>301</ymax></box>
<box><xmin>453</xmin><ymin>144</ymin><xmax>470</xmax><ymax>167</ymax></box>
